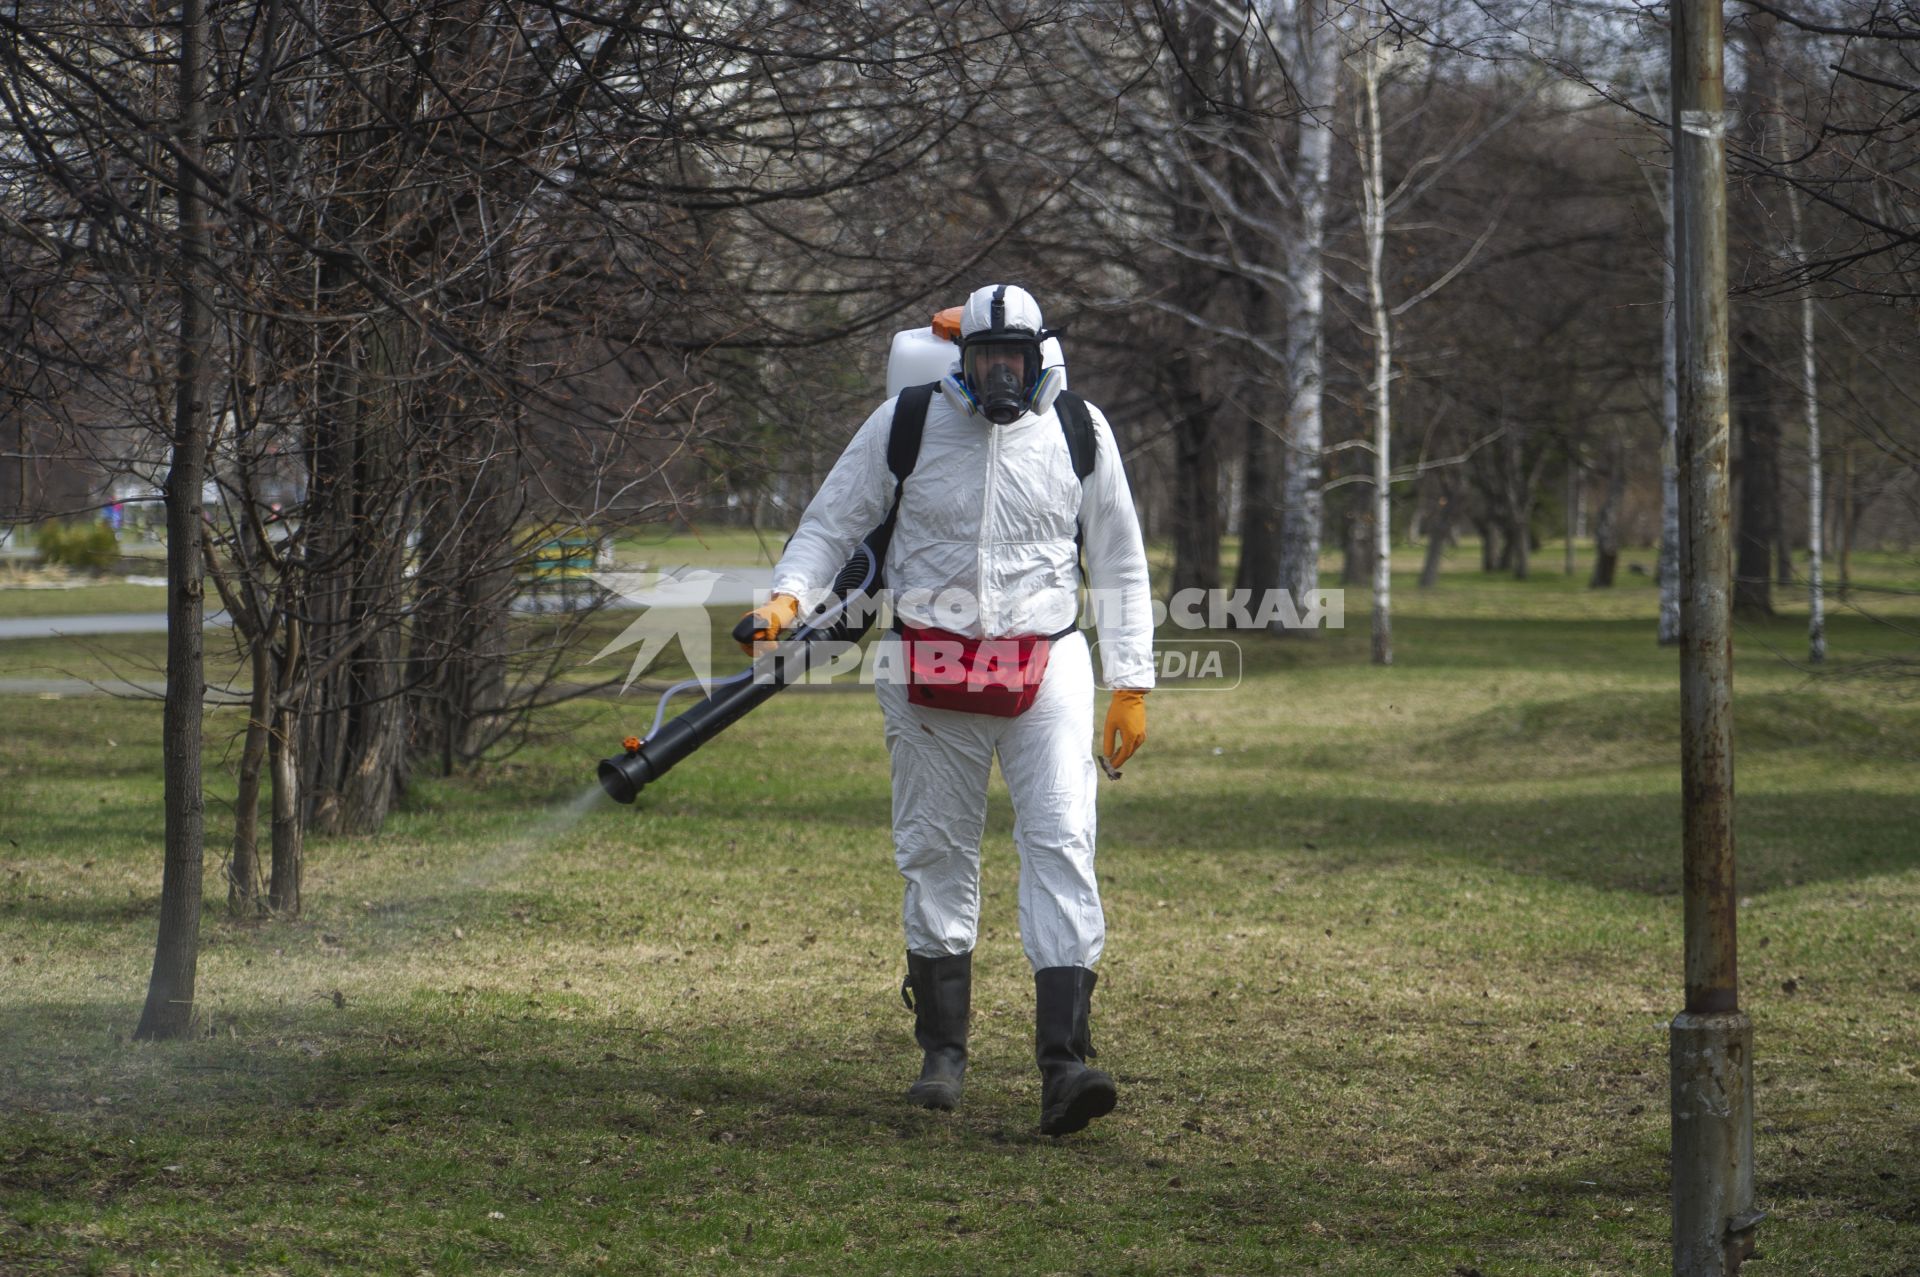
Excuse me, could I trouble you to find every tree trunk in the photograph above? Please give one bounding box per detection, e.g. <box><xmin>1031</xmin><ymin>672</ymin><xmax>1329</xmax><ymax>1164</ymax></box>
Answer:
<box><xmin>1234</xmin><ymin>409</ymin><xmax>1281</xmax><ymax>604</ymax></box>
<box><xmin>1657</xmin><ymin>163</ymin><xmax>1683</xmax><ymax>645</ymax></box>
<box><xmin>1370</xmin><ymin>461</ymin><xmax>1391</xmax><ymax>667</ymax></box>
<box><xmin>1564</xmin><ymin>461</ymin><xmax>1579</xmax><ymax>576</ymax></box>
<box><xmin>1168</xmin><ymin>350</ymin><xmax>1221</xmax><ymax>596</ymax></box>
<box><xmin>1838</xmin><ymin>427</ymin><xmax>1852</xmax><ymax>601</ymax></box>
<box><xmin>137</xmin><ymin>0</ymin><xmax>212</xmax><ymax>1043</ymax></box>
<box><xmin>1358</xmin><ymin>43</ymin><xmax>1392</xmax><ymax>665</ymax></box>
<box><xmin>228</xmin><ymin>639</ymin><xmax>271</xmax><ymax>916</ymax></box>
<box><xmin>1590</xmin><ymin>439</ymin><xmax>1627</xmax><ymax>588</ymax></box>
<box><xmin>1341</xmin><ymin>485</ymin><xmax>1369</xmax><ymax>586</ymax></box>
<box><xmin>1733</xmin><ymin>330</ymin><xmax>1779</xmax><ymax>617</ymax></box>
<box><xmin>408</xmin><ymin>409</ymin><xmax>518</xmax><ymax>773</ymax></box>
<box><xmin>1795</xmin><ymin>285</ymin><xmax>1825</xmax><ymax>662</ymax></box>
<box><xmin>1657</xmin><ymin>433</ymin><xmax>1682</xmax><ymax>637</ymax></box>
<box><xmin>336</xmin><ymin>632</ymin><xmax>409</xmax><ymax>832</ymax></box>
<box><xmin>1758</xmin><ymin>4</ymin><xmax>1823</xmax><ymax>664</ymax></box>
<box><xmin>269</xmin><ymin>697</ymin><xmax>303</xmax><ymax>917</ymax></box>
<box><xmin>302</xmin><ymin>312</ymin><xmax>412</xmax><ymax>836</ymax></box>
<box><xmin>1274</xmin><ymin>0</ymin><xmax>1336</xmax><ymax>636</ymax></box>
<box><xmin>1419</xmin><ymin>472</ymin><xmax>1456</xmax><ymax>589</ymax></box>
<box><xmin>1505</xmin><ymin>430</ymin><xmax>1532</xmax><ymax>582</ymax></box>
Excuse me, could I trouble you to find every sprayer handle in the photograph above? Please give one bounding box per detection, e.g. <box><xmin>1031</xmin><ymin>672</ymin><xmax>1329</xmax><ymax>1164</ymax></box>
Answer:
<box><xmin>734</xmin><ymin>594</ymin><xmax>803</xmax><ymax>653</ymax></box>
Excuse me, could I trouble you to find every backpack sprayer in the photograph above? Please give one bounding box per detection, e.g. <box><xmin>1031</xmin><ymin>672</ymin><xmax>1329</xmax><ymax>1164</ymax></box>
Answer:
<box><xmin>596</xmin><ymin>535</ymin><xmax>885</xmax><ymax>803</ymax></box>
<box><xmin>595</xmin><ymin>308</ymin><xmax>1069</xmax><ymax>804</ymax></box>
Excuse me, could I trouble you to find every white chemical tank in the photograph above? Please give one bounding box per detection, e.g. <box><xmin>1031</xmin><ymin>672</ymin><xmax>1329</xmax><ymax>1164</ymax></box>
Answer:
<box><xmin>886</xmin><ymin>326</ymin><xmax>956</xmax><ymax>397</ymax></box>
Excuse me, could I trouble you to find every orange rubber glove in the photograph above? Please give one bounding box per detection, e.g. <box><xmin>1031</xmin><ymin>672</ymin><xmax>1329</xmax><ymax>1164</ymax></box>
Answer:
<box><xmin>1101</xmin><ymin>689</ymin><xmax>1148</xmax><ymax>772</ymax></box>
<box><xmin>734</xmin><ymin>593</ymin><xmax>802</xmax><ymax>655</ymax></box>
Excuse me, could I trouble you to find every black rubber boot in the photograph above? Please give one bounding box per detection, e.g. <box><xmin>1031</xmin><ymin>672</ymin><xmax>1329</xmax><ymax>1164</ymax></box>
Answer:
<box><xmin>902</xmin><ymin>951</ymin><xmax>971</xmax><ymax>1110</ymax></box>
<box><xmin>1034</xmin><ymin>965</ymin><xmax>1117</xmax><ymax>1136</ymax></box>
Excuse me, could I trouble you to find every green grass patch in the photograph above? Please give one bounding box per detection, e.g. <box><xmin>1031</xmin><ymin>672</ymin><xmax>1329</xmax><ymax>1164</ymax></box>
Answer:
<box><xmin>612</xmin><ymin>524</ymin><xmax>787</xmax><ymax>570</ymax></box>
<box><xmin>1</xmin><ymin>551</ymin><xmax>1917</xmax><ymax>1274</ymax></box>
<box><xmin>0</xmin><ymin>581</ymin><xmax>170</xmax><ymax>619</ymax></box>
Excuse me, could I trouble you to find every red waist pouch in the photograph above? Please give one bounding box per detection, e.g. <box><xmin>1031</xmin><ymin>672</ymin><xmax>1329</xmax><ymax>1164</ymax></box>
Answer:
<box><xmin>895</xmin><ymin>623</ymin><xmax>1074</xmax><ymax>718</ymax></box>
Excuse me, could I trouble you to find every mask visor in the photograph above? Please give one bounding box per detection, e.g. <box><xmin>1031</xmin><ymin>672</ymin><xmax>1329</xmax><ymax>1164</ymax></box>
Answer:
<box><xmin>962</xmin><ymin>338</ymin><xmax>1041</xmax><ymax>424</ymax></box>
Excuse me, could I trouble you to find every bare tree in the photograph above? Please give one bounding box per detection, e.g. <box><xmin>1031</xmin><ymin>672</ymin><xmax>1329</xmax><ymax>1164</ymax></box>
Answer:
<box><xmin>1590</xmin><ymin>434</ymin><xmax>1629</xmax><ymax>586</ymax></box>
<box><xmin>1355</xmin><ymin>24</ymin><xmax>1396</xmax><ymax>662</ymax></box>
<box><xmin>1335</xmin><ymin>8</ymin><xmax>1517</xmax><ymax>660</ymax></box>
<box><xmin>135</xmin><ymin>0</ymin><xmax>213</xmax><ymax>1042</ymax></box>
<box><xmin>2</xmin><ymin>1</ymin><xmax>1102</xmax><ymax>935</ymax></box>
<box><xmin>1057</xmin><ymin>1</ymin><xmax>1337</xmax><ymax>625</ymax></box>
<box><xmin>1275</xmin><ymin>0</ymin><xmax>1342</xmax><ymax>631</ymax></box>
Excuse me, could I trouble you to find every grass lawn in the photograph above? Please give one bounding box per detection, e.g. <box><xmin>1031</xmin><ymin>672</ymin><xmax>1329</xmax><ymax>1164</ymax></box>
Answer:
<box><xmin>613</xmin><ymin>525</ymin><xmax>788</xmax><ymax>570</ymax></box>
<box><xmin>1</xmin><ymin>549</ymin><xmax>1916</xmax><ymax>1275</ymax></box>
<box><xmin>0</xmin><ymin>581</ymin><xmax>170</xmax><ymax>620</ymax></box>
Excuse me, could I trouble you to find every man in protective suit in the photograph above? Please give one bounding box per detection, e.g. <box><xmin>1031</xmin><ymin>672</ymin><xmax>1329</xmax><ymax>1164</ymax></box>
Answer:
<box><xmin>738</xmin><ymin>284</ymin><xmax>1154</xmax><ymax>1136</ymax></box>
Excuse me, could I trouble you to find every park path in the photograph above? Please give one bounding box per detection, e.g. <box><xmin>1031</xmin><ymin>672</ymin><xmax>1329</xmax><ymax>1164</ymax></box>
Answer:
<box><xmin>0</xmin><ymin>611</ymin><xmax>231</xmax><ymax>639</ymax></box>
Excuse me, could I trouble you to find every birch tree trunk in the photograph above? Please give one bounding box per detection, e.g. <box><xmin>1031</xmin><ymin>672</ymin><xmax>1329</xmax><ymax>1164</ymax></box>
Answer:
<box><xmin>1838</xmin><ymin>428</ymin><xmax>1852</xmax><ymax>601</ymax></box>
<box><xmin>1658</xmin><ymin>179</ymin><xmax>1683</xmax><ymax>644</ymax></box>
<box><xmin>1780</xmin><ymin>111</ymin><xmax>1826</xmax><ymax>663</ymax></box>
<box><xmin>136</xmin><ymin>0</ymin><xmax>212</xmax><ymax>1042</ymax></box>
<box><xmin>1358</xmin><ymin>39</ymin><xmax>1392</xmax><ymax>665</ymax></box>
<box><xmin>1274</xmin><ymin>0</ymin><xmax>1337</xmax><ymax>635</ymax></box>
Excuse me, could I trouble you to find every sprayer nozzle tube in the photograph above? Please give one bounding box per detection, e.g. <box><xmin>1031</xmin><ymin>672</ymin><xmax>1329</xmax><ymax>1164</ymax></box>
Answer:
<box><xmin>596</xmin><ymin>691</ymin><xmax>754</xmax><ymax>804</ymax></box>
<box><xmin>598</xmin><ymin>753</ymin><xmax>647</xmax><ymax>804</ymax></box>
<box><xmin>596</xmin><ymin>562</ymin><xmax>885</xmax><ymax>803</ymax></box>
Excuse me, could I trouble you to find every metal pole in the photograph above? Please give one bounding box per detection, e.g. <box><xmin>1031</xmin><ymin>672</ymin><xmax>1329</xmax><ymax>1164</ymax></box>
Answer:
<box><xmin>1669</xmin><ymin>2</ymin><xmax>1759</xmax><ymax>1272</ymax></box>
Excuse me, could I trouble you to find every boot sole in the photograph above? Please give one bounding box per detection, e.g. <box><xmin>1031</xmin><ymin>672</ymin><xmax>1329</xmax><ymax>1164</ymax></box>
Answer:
<box><xmin>907</xmin><ymin>1082</ymin><xmax>962</xmax><ymax>1110</ymax></box>
<box><xmin>1040</xmin><ymin>1072</ymin><xmax>1116</xmax><ymax>1135</ymax></box>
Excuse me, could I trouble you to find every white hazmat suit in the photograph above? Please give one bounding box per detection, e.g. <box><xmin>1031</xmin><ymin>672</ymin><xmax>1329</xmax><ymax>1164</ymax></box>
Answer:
<box><xmin>770</xmin><ymin>289</ymin><xmax>1155</xmax><ymax>971</ymax></box>
<box><xmin>764</xmin><ymin>284</ymin><xmax>1151</xmax><ymax>1132</ymax></box>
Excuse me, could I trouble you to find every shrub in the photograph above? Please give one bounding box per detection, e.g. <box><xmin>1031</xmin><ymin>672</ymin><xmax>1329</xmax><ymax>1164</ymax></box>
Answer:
<box><xmin>35</xmin><ymin>519</ymin><xmax>120</xmax><ymax>572</ymax></box>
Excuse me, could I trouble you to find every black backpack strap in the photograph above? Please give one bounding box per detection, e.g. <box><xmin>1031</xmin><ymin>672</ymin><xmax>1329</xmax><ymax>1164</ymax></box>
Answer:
<box><xmin>866</xmin><ymin>381</ymin><xmax>937</xmax><ymax>562</ymax></box>
<box><xmin>1053</xmin><ymin>391</ymin><xmax>1098</xmax><ymax>579</ymax></box>
<box><xmin>1054</xmin><ymin>390</ymin><xmax>1097</xmax><ymax>481</ymax></box>
<box><xmin>888</xmin><ymin>382</ymin><xmax>936</xmax><ymax>488</ymax></box>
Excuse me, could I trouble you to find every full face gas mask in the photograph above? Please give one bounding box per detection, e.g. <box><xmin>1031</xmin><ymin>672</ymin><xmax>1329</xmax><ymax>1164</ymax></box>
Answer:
<box><xmin>961</xmin><ymin>337</ymin><xmax>1042</xmax><ymax>425</ymax></box>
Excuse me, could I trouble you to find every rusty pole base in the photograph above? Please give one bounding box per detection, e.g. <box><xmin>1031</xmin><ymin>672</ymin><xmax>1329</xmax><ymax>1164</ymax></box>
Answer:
<box><xmin>1671</xmin><ymin>1010</ymin><xmax>1760</xmax><ymax>1276</ymax></box>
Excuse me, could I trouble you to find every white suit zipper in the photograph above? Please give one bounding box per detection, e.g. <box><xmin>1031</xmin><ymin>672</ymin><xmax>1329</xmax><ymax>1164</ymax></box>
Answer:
<box><xmin>978</xmin><ymin>421</ymin><xmax>1000</xmax><ymax>633</ymax></box>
